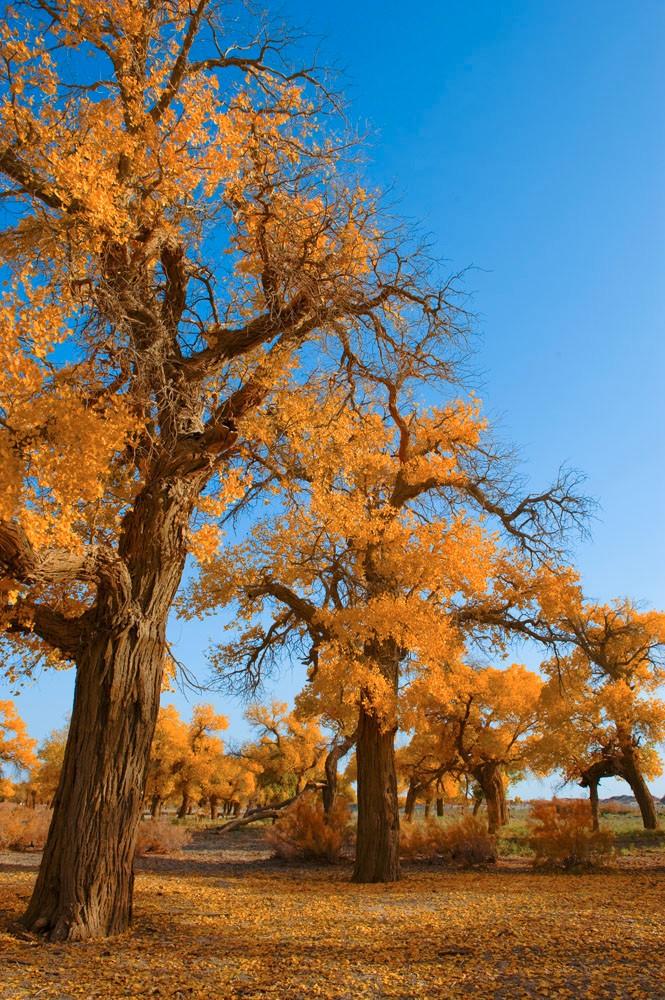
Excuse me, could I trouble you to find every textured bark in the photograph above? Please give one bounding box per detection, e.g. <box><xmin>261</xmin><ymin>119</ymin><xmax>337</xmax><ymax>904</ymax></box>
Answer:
<box><xmin>22</xmin><ymin>624</ymin><xmax>165</xmax><ymax>941</ymax></box>
<box><xmin>352</xmin><ymin>699</ymin><xmax>400</xmax><ymax>883</ymax></box>
<box><xmin>22</xmin><ymin>482</ymin><xmax>193</xmax><ymax>941</ymax></box>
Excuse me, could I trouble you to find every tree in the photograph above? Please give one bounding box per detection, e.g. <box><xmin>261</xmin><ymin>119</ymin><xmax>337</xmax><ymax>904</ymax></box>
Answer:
<box><xmin>0</xmin><ymin>699</ymin><xmax>37</xmax><ymax>797</ymax></box>
<box><xmin>538</xmin><ymin>601</ymin><xmax>665</xmax><ymax>830</ymax></box>
<box><xmin>185</xmin><ymin>374</ymin><xmax>586</xmax><ymax>880</ymax></box>
<box><xmin>0</xmin><ymin>1</ymin><xmax>461</xmax><ymax>939</ymax></box>
<box><xmin>30</xmin><ymin>725</ymin><xmax>69</xmax><ymax>807</ymax></box>
<box><xmin>144</xmin><ymin>705</ymin><xmax>189</xmax><ymax>818</ymax></box>
<box><xmin>404</xmin><ymin>663</ymin><xmax>544</xmax><ymax>833</ymax></box>
<box><xmin>241</xmin><ymin>702</ymin><xmax>327</xmax><ymax>805</ymax></box>
<box><xmin>173</xmin><ymin>704</ymin><xmax>227</xmax><ymax>818</ymax></box>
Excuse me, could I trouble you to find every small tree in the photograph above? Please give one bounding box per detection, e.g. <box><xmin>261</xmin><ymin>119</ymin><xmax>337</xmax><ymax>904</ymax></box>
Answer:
<box><xmin>538</xmin><ymin>601</ymin><xmax>665</xmax><ymax>830</ymax></box>
<box><xmin>0</xmin><ymin>700</ymin><xmax>37</xmax><ymax>798</ymax></box>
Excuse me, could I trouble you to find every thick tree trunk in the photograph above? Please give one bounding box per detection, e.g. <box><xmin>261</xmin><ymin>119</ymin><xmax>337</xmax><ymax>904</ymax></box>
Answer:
<box><xmin>22</xmin><ymin>625</ymin><xmax>166</xmax><ymax>941</ymax></box>
<box><xmin>150</xmin><ymin>795</ymin><xmax>162</xmax><ymax>819</ymax></box>
<box><xmin>209</xmin><ymin>796</ymin><xmax>219</xmax><ymax>821</ymax></box>
<box><xmin>423</xmin><ymin>797</ymin><xmax>431</xmax><ymax>818</ymax></box>
<box><xmin>352</xmin><ymin>699</ymin><xmax>400</xmax><ymax>883</ymax></box>
<box><xmin>22</xmin><ymin>480</ymin><xmax>194</xmax><ymax>941</ymax></box>
<box><xmin>621</xmin><ymin>750</ymin><xmax>658</xmax><ymax>830</ymax></box>
<box><xmin>436</xmin><ymin>797</ymin><xmax>444</xmax><ymax>818</ymax></box>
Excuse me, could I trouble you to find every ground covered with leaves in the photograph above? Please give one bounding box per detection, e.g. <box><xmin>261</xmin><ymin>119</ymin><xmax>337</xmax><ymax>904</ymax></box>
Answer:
<box><xmin>1</xmin><ymin>829</ymin><xmax>664</xmax><ymax>999</ymax></box>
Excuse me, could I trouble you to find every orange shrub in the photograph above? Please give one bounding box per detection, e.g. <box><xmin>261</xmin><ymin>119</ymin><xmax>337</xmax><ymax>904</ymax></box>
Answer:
<box><xmin>528</xmin><ymin>799</ymin><xmax>614</xmax><ymax>869</ymax></box>
<box><xmin>266</xmin><ymin>793</ymin><xmax>352</xmax><ymax>863</ymax></box>
<box><xmin>400</xmin><ymin>815</ymin><xmax>497</xmax><ymax>866</ymax></box>
<box><xmin>0</xmin><ymin>803</ymin><xmax>51</xmax><ymax>851</ymax></box>
<box><xmin>600</xmin><ymin>800</ymin><xmax>639</xmax><ymax>816</ymax></box>
<box><xmin>135</xmin><ymin>818</ymin><xmax>193</xmax><ymax>855</ymax></box>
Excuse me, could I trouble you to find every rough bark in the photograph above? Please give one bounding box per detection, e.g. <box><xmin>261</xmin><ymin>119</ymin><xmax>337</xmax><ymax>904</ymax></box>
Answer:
<box><xmin>352</xmin><ymin>698</ymin><xmax>400</xmax><ymax>883</ymax></box>
<box><xmin>22</xmin><ymin>623</ymin><xmax>166</xmax><ymax>941</ymax></box>
<box><xmin>22</xmin><ymin>482</ymin><xmax>193</xmax><ymax>941</ymax></box>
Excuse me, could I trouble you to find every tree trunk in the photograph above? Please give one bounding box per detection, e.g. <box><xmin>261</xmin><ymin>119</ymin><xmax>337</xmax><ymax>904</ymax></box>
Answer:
<box><xmin>352</xmin><ymin>698</ymin><xmax>400</xmax><ymax>883</ymax></box>
<box><xmin>588</xmin><ymin>776</ymin><xmax>600</xmax><ymax>832</ymax></box>
<box><xmin>436</xmin><ymin>797</ymin><xmax>444</xmax><ymax>818</ymax></box>
<box><xmin>22</xmin><ymin>480</ymin><xmax>194</xmax><ymax>941</ymax></box>
<box><xmin>209</xmin><ymin>796</ymin><xmax>219</xmax><ymax>821</ymax></box>
<box><xmin>404</xmin><ymin>780</ymin><xmax>418</xmax><ymax>822</ymax></box>
<box><xmin>423</xmin><ymin>797</ymin><xmax>431</xmax><ymax>818</ymax></box>
<box><xmin>177</xmin><ymin>794</ymin><xmax>190</xmax><ymax>819</ymax></box>
<box><xmin>322</xmin><ymin>733</ymin><xmax>356</xmax><ymax>815</ymax></box>
<box><xmin>475</xmin><ymin>764</ymin><xmax>507</xmax><ymax>835</ymax></box>
<box><xmin>22</xmin><ymin>624</ymin><xmax>166</xmax><ymax>941</ymax></box>
<box><xmin>150</xmin><ymin>795</ymin><xmax>162</xmax><ymax>819</ymax></box>
<box><xmin>621</xmin><ymin>749</ymin><xmax>658</xmax><ymax>830</ymax></box>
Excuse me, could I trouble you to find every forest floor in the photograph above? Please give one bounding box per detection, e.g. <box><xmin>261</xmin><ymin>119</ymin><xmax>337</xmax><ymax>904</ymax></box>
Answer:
<box><xmin>1</xmin><ymin>827</ymin><xmax>664</xmax><ymax>999</ymax></box>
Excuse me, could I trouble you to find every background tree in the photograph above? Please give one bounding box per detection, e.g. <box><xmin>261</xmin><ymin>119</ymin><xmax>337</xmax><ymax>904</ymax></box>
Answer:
<box><xmin>172</xmin><ymin>704</ymin><xmax>228</xmax><ymax>818</ymax></box>
<box><xmin>144</xmin><ymin>705</ymin><xmax>189</xmax><ymax>818</ymax></box>
<box><xmin>405</xmin><ymin>663</ymin><xmax>544</xmax><ymax>834</ymax></box>
<box><xmin>0</xmin><ymin>699</ymin><xmax>37</xmax><ymax>798</ymax></box>
<box><xmin>241</xmin><ymin>701</ymin><xmax>327</xmax><ymax>805</ymax></box>
<box><xmin>29</xmin><ymin>725</ymin><xmax>69</xmax><ymax>808</ymax></box>
<box><xmin>0</xmin><ymin>0</ymin><xmax>463</xmax><ymax>939</ymax></box>
<box><xmin>538</xmin><ymin>602</ymin><xmax>665</xmax><ymax>830</ymax></box>
<box><xmin>186</xmin><ymin>373</ymin><xmax>586</xmax><ymax>881</ymax></box>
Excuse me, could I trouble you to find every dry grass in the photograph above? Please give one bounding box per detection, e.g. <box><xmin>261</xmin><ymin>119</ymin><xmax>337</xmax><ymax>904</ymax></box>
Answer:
<box><xmin>400</xmin><ymin>814</ymin><xmax>497</xmax><ymax>866</ymax></box>
<box><xmin>528</xmin><ymin>799</ymin><xmax>614</xmax><ymax>869</ymax></box>
<box><xmin>135</xmin><ymin>818</ymin><xmax>192</xmax><ymax>856</ymax></box>
<box><xmin>0</xmin><ymin>803</ymin><xmax>51</xmax><ymax>851</ymax></box>
<box><xmin>265</xmin><ymin>793</ymin><xmax>352</xmax><ymax>863</ymax></box>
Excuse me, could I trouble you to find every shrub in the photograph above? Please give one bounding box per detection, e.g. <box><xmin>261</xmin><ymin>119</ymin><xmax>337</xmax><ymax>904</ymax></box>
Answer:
<box><xmin>266</xmin><ymin>793</ymin><xmax>352</xmax><ymax>863</ymax></box>
<box><xmin>0</xmin><ymin>803</ymin><xmax>51</xmax><ymax>851</ymax></box>
<box><xmin>528</xmin><ymin>799</ymin><xmax>614</xmax><ymax>869</ymax></box>
<box><xmin>600</xmin><ymin>800</ymin><xmax>639</xmax><ymax>816</ymax></box>
<box><xmin>135</xmin><ymin>818</ymin><xmax>192</xmax><ymax>855</ymax></box>
<box><xmin>400</xmin><ymin>815</ymin><xmax>497</xmax><ymax>866</ymax></box>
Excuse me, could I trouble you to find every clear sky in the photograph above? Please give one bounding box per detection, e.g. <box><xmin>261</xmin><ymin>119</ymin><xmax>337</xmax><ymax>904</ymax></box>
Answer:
<box><xmin>2</xmin><ymin>0</ymin><xmax>664</xmax><ymax>798</ymax></box>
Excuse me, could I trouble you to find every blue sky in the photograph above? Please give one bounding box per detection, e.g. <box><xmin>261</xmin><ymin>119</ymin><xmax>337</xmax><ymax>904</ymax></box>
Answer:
<box><xmin>2</xmin><ymin>0</ymin><xmax>664</xmax><ymax>798</ymax></box>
